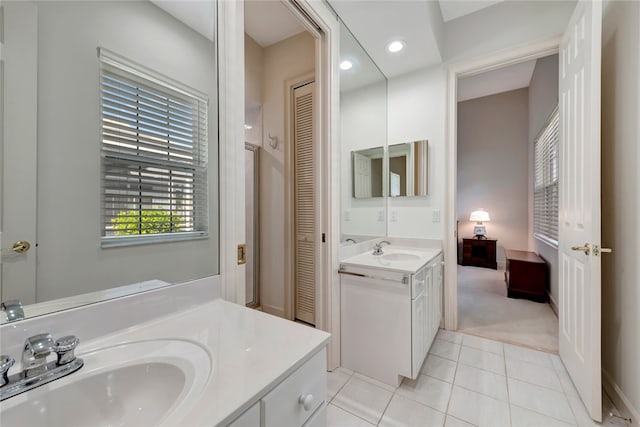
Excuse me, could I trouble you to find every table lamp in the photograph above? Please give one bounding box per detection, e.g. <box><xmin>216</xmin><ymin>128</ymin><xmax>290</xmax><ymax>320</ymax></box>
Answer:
<box><xmin>470</xmin><ymin>209</ymin><xmax>490</xmax><ymax>239</ymax></box>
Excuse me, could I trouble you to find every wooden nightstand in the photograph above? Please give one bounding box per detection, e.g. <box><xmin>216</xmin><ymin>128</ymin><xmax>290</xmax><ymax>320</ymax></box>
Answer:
<box><xmin>462</xmin><ymin>238</ymin><xmax>497</xmax><ymax>269</ymax></box>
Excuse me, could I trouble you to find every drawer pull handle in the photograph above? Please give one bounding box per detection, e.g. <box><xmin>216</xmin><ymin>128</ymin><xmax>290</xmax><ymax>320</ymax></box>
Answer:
<box><xmin>298</xmin><ymin>393</ymin><xmax>314</xmax><ymax>411</ymax></box>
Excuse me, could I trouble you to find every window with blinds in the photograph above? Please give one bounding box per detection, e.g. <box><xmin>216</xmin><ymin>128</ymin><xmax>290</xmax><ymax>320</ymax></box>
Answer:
<box><xmin>534</xmin><ymin>106</ymin><xmax>559</xmax><ymax>246</ymax></box>
<box><xmin>99</xmin><ymin>49</ymin><xmax>209</xmax><ymax>246</ymax></box>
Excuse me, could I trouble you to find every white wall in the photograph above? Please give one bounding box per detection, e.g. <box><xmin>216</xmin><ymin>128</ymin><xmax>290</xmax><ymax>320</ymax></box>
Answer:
<box><xmin>443</xmin><ymin>1</ymin><xmax>575</xmax><ymax>62</ymax></box>
<box><xmin>601</xmin><ymin>0</ymin><xmax>640</xmax><ymax>418</ymax></box>
<box><xmin>28</xmin><ymin>1</ymin><xmax>218</xmax><ymax>302</ymax></box>
<box><xmin>340</xmin><ymin>81</ymin><xmax>387</xmax><ymax>239</ymax></box>
<box><xmin>245</xmin><ymin>34</ymin><xmax>264</xmax><ymax>146</ymax></box>
<box><xmin>387</xmin><ymin>66</ymin><xmax>447</xmax><ymax>239</ymax></box>
<box><xmin>259</xmin><ymin>32</ymin><xmax>315</xmax><ymax>317</ymax></box>
<box><xmin>457</xmin><ymin>89</ymin><xmax>530</xmax><ymax>265</ymax></box>
<box><xmin>528</xmin><ymin>54</ymin><xmax>559</xmax><ymax>304</ymax></box>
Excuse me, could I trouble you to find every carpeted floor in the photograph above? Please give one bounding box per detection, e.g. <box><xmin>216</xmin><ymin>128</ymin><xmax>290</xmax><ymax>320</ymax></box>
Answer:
<box><xmin>457</xmin><ymin>265</ymin><xmax>559</xmax><ymax>353</ymax></box>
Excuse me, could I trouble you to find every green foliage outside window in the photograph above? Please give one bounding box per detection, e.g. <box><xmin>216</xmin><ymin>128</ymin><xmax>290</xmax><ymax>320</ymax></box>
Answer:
<box><xmin>111</xmin><ymin>210</ymin><xmax>183</xmax><ymax>235</ymax></box>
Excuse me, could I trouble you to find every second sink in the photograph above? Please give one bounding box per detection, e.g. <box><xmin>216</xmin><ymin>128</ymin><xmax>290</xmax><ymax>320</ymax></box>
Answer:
<box><xmin>382</xmin><ymin>252</ymin><xmax>421</xmax><ymax>262</ymax></box>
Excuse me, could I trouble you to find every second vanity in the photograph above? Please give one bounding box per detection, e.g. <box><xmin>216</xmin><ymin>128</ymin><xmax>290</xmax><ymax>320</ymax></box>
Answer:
<box><xmin>339</xmin><ymin>243</ymin><xmax>443</xmax><ymax>387</ymax></box>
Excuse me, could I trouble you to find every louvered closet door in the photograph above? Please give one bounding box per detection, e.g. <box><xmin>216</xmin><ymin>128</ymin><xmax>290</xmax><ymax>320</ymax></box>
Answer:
<box><xmin>294</xmin><ymin>81</ymin><xmax>316</xmax><ymax>325</ymax></box>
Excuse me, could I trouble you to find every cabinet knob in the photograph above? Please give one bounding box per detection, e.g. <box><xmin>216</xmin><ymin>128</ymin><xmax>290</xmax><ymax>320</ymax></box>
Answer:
<box><xmin>298</xmin><ymin>393</ymin><xmax>314</xmax><ymax>411</ymax></box>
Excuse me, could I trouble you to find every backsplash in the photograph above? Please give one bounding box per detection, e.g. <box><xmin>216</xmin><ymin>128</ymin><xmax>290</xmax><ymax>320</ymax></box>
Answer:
<box><xmin>0</xmin><ymin>276</ymin><xmax>220</xmax><ymax>360</ymax></box>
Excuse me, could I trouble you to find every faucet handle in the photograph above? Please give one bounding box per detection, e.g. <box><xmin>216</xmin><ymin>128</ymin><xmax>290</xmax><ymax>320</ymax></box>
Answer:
<box><xmin>0</xmin><ymin>355</ymin><xmax>15</xmax><ymax>387</ymax></box>
<box><xmin>26</xmin><ymin>333</ymin><xmax>55</xmax><ymax>358</ymax></box>
<box><xmin>55</xmin><ymin>335</ymin><xmax>80</xmax><ymax>365</ymax></box>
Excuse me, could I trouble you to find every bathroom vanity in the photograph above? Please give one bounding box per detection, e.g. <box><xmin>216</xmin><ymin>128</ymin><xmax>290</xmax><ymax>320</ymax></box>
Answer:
<box><xmin>339</xmin><ymin>244</ymin><xmax>443</xmax><ymax>387</ymax></box>
<box><xmin>0</xmin><ymin>278</ymin><xmax>330</xmax><ymax>427</ymax></box>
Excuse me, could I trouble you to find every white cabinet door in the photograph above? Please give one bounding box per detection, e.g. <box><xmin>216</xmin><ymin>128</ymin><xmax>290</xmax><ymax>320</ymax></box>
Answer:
<box><xmin>411</xmin><ymin>291</ymin><xmax>426</xmax><ymax>377</ymax></box>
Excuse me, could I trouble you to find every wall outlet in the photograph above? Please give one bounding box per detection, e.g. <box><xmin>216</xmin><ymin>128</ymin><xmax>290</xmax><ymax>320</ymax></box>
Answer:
<box><xmin>344</xmin><ymin>211</ymin><xmax>351</xmax><ymax>222</ymax></box>
<box><xmin>390</xmin><ymin>210</ymin><xmax>398</xmax><ymax>222</ymax></box>
<box><xmin>377</xmin><ymin>210</ymin><xmax>385</xmax><ymax>222</ymax></box>
<box><xmin>432</xmin><ymin>209</ymin><xmax>441</xmax><ymax>223</ymax></box>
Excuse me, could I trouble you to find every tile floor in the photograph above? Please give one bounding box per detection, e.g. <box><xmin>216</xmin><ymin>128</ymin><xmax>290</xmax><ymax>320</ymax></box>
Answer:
<box><xmin>327</xmin><ymin>330</ymin><xmax>624</xmax><ymax>427</ymax></box>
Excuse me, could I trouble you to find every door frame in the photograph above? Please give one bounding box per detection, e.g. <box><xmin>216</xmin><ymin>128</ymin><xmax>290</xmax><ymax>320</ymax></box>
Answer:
<box><xmin>443</xmin><ymin>35</ymin><xmax>561</xmax><ymax>330</ymax></box>
<box><xmin>218</xmin><ymin>0</ymin><xmax>341</xmax><ymax>370</ymax></box>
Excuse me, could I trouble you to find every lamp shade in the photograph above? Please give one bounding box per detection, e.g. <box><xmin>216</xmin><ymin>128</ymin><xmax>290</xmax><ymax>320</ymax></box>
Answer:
<box><xmin>470</xmin><ymin>209</ymin><xmax>490</xmax><ymax>222</ymax></box>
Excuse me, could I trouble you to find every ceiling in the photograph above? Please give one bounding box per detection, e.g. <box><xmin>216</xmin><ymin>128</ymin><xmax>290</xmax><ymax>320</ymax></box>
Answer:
<box><xmin>457</xmin><ymin>59</ymin><xmax>537</xmax><ymax>102</ymax></box>
<box><xmin>151</xmin><ymin>1</ymin><xmax>215</xmax><ymax>41</ymax></box>
<box><xmin>244</xmin><ymin>1</ymin><xmax>306</xmax><ymax>47</ymax></box>
<box><xmin>153</xmin><ymin>1</ymin><xmax>572</xmax><ymax>101</ymax></box>
<box><xmin>439</xmin><ymin>0</ymin><xmax>504</xmax><ymax>22</ymax></box>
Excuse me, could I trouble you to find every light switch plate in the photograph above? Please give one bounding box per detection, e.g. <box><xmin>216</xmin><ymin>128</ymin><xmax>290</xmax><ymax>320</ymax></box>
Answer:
<box><xmin>344</xmin><ymin>211</ymin><xmax>351</xmax><ymax>221</ymax></box>
<box><xmin>377</xmin><ymin>210</ymin><xmax>385</xmax><ymax>222</ymax></box>
<box><xmin>432</xmin><ymin>209</ymin><xmax>441</xmax><ymax>223</ymax></box>
<box><xmin>390</xmin><ymin>210</ymin><xmax>398</xmax><ymax>222</ymax></box>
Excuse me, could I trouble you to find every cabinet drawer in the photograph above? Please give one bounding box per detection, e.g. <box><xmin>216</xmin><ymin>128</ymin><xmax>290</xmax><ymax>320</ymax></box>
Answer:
<box><xmin>226</xmin><ymin>402</ymin><xmax>260</xmax><ymax>427</ymax></box>
<box><xmin>262</xmin><ymin>349</ymin><xmax>326</xmax><ymax>427</ymax></box>
<box><xmin>303</xmin><ymin>404</ymin><xmax>326</xmax><ymax>427</ymax></box>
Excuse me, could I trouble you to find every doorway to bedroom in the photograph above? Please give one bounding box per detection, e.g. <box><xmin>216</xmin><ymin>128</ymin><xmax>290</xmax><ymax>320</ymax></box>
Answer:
<box><xmin>456</xmin><ymin>54</ymin><xmax>560</xmax><ymax>353</ymax></box>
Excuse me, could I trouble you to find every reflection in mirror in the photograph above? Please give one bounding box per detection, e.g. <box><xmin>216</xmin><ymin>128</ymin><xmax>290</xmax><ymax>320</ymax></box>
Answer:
<box><xmin>339</xmin><ymin>20</ymin><xmax>387</xmax><ymax>245</ymax></box>
<box><xmin>352</xmin><ymin>147</ymin><xmax>384</xmax><ymax>199</ymax></box>
<box><xmin>0</xmin><ymin>1</ymin><xmax>219</xmax><ymax>323</ymax></box>
<box><xmin>388</xmin><ymin>140</ymin><xmax>429</xmax><ymax>197</ymax></box>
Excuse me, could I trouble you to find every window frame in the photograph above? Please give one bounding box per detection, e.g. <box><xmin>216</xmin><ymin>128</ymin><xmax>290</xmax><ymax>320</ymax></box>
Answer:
<box><xmin>533</xmin><ymin>106</ymin><xmax>559</xmax><ymax>248</ymax></box>
<box><xmin>98</xmin><ymin>48</ymin><xmax>209</xmax><ymax>248</ymax></box>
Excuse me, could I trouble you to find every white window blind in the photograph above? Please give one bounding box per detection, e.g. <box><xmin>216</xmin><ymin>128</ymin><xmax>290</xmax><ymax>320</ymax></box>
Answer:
<box><xmin>99</xmin><ymin>49</ymin><xmax>209</xmax><ymax>246</ymax></box>
<box><xmin>534</xmin><ymin>106</ymin><xmax>559</xmax><ymax>246</ymax></box>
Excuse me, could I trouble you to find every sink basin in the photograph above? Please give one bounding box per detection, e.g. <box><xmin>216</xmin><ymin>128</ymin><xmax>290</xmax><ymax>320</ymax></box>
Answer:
<box><xmin>382</xmin><ymin>252</ymin><xmax>421</xmax><ymax>262</ymax></box>
<box><xmin>0</xmin><ymin>339</ymin><xmax>211</xmax><ymax>427</ymax></box>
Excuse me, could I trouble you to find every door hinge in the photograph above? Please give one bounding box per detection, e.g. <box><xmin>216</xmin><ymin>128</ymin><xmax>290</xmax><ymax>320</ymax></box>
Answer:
<box><xmin>322</xmin><ymin>233</ymin><xmax>326</xmax><ymax>243</ymax></box>
<box><xmin>237</xmin><ymin>244</ymin><xmax>246</xmax><ymax>265</ymax></box>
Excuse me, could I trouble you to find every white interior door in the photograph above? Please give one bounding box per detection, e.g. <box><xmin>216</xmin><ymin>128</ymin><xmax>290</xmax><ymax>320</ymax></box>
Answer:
<box><xmin>1</xmin><ymin>2</ymin><xmax>38</xmax><ymax>304</ymax></box>
<box><xmin>353</xmin><ymin>152</ymin><xmax>372</xmax><ymax>198</ymax></box>
<box><xmin>558</xmin><ymin>0</ymin><xmax>602</xmax><ymax>421</ymax></box>
<box><xmin>294</xmin><ymin>81</ymin><xmax>316</xmax><ymax>325</ymax></box>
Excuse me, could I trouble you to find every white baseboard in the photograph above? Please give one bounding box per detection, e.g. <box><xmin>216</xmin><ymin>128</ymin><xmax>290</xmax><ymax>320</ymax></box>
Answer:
<box><xmin>603</xmin><ymin>368</ymin><xmax>639</xmax><ymax>426</ymax></box>
<box><xmin>262</xmin><ymin>304</ymin><xmax>285</xmax><ymax>319</ymax></box>
<box><xmin>548</xmin><ymin>293</ymin><xmax>558</xmax><ymax>317</ymax></box>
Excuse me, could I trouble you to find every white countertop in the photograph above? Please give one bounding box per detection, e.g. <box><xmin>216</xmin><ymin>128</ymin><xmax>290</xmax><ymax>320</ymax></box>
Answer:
<box><xmin>340</xmin><ymin>246</ymin><xmax>442</xmax><ymax>274</ymax></box>
<box><xmin>77</xmin><ymin>299</ymin><xmax>331</xmax><ymax>426</ymax></box>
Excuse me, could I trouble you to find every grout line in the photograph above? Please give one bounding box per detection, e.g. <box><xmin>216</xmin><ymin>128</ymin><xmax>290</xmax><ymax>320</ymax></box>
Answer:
<box><xmin>442</xmin><ymin>334</ymin><xmax>463</xmax><ymax>419</ymax></box>
<box><xmin>327</xmin><ymin>369</ymin><xmax>353</xmax><ymax>404</ymax></box>
<box><xmin>327</xmin><ymin>402</ymin><xmax>376</xmax><ymax>426</ymax></box>
<box><xmin>510</xmin><ymin>402</ymin><xmax>577</xmax><ymax>426</ymax></box>
<box><xmin>504</xmin><ymin>343</ymin><xmax>514</xmax><ymax>427</ymax></box>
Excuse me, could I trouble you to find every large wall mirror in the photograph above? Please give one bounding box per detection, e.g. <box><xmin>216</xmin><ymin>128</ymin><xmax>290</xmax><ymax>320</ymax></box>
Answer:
<box><xmin>0</xmin><ymin>1</ymin><xmax>219</xmax><ymax>323</ymax></box>
<box><xmin>339</xmin><ymin>20</ymin><xmax>387</xmax><ymax>244</ymax></box>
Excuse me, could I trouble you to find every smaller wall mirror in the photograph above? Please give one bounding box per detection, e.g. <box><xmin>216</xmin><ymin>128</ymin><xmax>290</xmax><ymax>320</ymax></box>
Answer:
<box><xmin>388</xmin><ymin>140</ymin><xmax>429</xmax><ymax>197</ymax></box>
<box><xmin>352</xmin><ymin>147</ymin><xmax>384</xmax><ymax>199</ymax></box>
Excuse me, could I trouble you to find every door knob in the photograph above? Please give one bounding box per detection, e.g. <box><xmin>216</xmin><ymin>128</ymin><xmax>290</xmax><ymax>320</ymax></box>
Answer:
<box><xmin>570</xmin><ymin>243</ymin><xmax>590</xmax><ymax>255</ymax></box>
<box><xmin>1</xmin><ymin>241</ymin><xmax>31</xmax><ymax>254</ymax></box>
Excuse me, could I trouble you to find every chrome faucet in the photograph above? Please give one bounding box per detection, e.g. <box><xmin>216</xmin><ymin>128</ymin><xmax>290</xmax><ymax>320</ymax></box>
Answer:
<box><xmin>1</xmin><ymin>299</ymin><xmax>24</xmax><ymax>322</ymax></box>
<box><xmin>22</xmin><ymin>333</ymin><xmax>56</xmax><ymax>378</ymax></box>
<box><xmin>0</xmin><ymin>333</ymin><xmax>83</xmax><ymax>400</ymax></box>
<box><xmin>372</xmin><ymin>240</ymin><xmax>391</xmax><ymax>255</ymax></box>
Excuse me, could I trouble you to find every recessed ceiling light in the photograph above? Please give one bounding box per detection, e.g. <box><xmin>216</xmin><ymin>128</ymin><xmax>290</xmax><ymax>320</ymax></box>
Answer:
<box><xmin>340</xmin><ymin>60</ymin><xmax>353</xmax><ymax>71</ymax></box>
<box><xmin>386</xmin><ymin>40</ymin><xmax>405</xmax><ymax>53</ymax></box>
